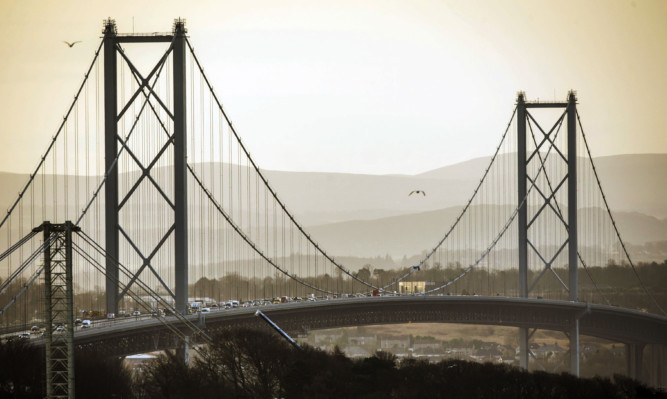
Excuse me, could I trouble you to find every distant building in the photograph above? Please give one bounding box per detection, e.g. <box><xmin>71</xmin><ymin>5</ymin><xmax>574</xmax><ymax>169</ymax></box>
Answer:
<box><xmin>313</xmin><ymin>331</ymin><xmax>344</xmax><ymax>345</ymax></box>
<box><xmin>413</xmin><ymin>338</ymin><xmax>442</xmax><ymax>353</ymax></box>
<box><xmin>348</xmin><ymin>334</ymin><xmax>377</xmax><ymax>346</ymax></box>
<box><xmin>533</xmin><ymin>342</ymin><xmax>566</xmax><ymax>361</ymax></box>
<box><xmin>472</xmin><ymin>345</ymin><xmax>502</xmax><ymax>362</ymax></box>
<box><xmin>380</xmin><ymin>335</ymin><xmax>410</xmax><ymax>350</ymax></box>
<box><xmin>398</xmin><ymin>281</ymin><xmax>426</xmax><ymax>294</ymax></box>
<box><xmin>445</xmin><ymin>347</ymin><xmax>473</xmax><ymax>360</ymax></box>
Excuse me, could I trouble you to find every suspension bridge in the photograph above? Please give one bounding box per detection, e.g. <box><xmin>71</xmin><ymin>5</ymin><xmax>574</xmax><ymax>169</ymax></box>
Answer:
<box><xmin>0</xmin><ymin>19</ymin><xmax>665</xmax><ymax>397</ymax></box>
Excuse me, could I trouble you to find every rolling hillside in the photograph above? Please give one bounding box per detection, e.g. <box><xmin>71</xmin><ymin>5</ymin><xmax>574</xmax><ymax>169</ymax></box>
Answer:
<box><xmin>0</xmin><ymin>154</ymin><xmax>665</xmax><ymax>261</ymax></box>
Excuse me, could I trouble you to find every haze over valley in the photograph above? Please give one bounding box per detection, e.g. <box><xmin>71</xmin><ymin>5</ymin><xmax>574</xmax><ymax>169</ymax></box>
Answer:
<box><xmin>1</xmin><ymin>153</ymin><xmax>665</xmax><ymax>264</ymax></box>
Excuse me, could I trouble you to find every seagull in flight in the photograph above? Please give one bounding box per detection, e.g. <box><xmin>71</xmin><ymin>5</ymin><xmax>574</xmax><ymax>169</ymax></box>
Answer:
<box><xmin>63</xmin><ymin>41</ymin><xmax>82</xmax><ymax>48</ymax></box>
<box><xmin>409</xmin><ymin>190</ymin><xmax>426</xmax><ymax>196</ymax></box>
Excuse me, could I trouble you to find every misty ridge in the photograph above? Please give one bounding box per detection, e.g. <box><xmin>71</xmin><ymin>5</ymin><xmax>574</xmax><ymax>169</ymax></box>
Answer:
<box><xmin>0</xmin><ymin>153</ymin><xmax>666</xmax><ymax>263</ymax></box>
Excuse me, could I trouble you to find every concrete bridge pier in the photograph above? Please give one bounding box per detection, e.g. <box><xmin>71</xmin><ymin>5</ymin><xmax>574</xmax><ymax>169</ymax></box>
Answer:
<box><xmin>569</xmin><ymin>317</ymin><xmax>580</xmax><ymax>376</ymax></box>
<box><xmin>519</xmin><ymin>327</ymin><xmax>529</xmax><ymax>369</ymax></box>
<box><xmin>177</xmin><ymin>335</ymin><xmax>190</xmax><ymax>365</ymax></box>
<box><xmin>645</xmin><ymin>344</ymin><xmax>667</xmax><ymax>389</ymax></box>
<box><xmin>626</xmin><ymin>343</ymin><xmax>644</xmax><ymax>382</ymax></box>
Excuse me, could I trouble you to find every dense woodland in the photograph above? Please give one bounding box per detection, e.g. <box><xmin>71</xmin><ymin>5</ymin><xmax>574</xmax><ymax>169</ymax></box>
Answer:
<box><xmin>0</xmin><ymin>327</ymin><xmax>664</xmax><ymax>399</ymax></box>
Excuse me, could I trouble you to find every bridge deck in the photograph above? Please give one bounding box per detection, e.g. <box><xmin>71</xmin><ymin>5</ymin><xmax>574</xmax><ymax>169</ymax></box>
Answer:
<box><xmin>35</xmin><ymin>296</ymin><xmax>667</xmax><ymax>356</ymax></box>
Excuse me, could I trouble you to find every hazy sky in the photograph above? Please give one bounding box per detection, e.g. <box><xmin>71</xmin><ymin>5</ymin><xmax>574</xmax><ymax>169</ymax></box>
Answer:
<box><xmin>0</xmin><ymin>0</ymin><xmax>665</xmax><ymax>175</ymax></box>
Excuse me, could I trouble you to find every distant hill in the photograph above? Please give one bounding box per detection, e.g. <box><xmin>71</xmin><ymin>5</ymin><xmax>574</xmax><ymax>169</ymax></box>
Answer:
<box><xmin>586</xmin><ymin>154</ymin><xmax>667</xmax><ymax>218</ymax></box>
<box><xmin>0</xmin><ymin>154</ymin><xmax>665</xmax><ymax>261</ymax></box>
<box><xmin>1</xmin><ymin>154</ymin><xmax>665</xmax><ymax>226</ymax></box>
<box><xmin>415</xmin><ymin>153</ymin><xmax>667</xmax><ymax>219</ymax></box>
<box><xmin>265</xmin><ymin>153</ymin><xmax>667</xmax><ymax>224</ymax></box>
<box><xmin>304</xmin><ymin>205</ymin><xmax>667</xmax><ymax>259</ymax></box>
<box><xmin>260</xmin><ymin>169</ymin><xmax>473</xmax><ymax>225</ymax></box>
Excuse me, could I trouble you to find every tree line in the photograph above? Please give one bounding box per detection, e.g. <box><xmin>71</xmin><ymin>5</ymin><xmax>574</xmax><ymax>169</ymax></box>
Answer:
<box><xmin>0</xmin><ymin>327</ymin><xmax>663</xmax><ymax>398</ymax></box>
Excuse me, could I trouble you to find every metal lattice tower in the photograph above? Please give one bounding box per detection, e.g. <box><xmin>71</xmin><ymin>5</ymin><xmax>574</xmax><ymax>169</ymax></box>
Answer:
<box><xmin>37</xmin><ymin>221</ymin><xmax>79</xmax><ymax>399</ymax></box>
<box><xmin>103</xmin><ymin>18</ymin><xmax>189</xmax><ymax>315</ymax></box>
<box><xmin>516</xmin><ymin>91</ymin><xmax>580</xmax><ymax>375</ymax></box>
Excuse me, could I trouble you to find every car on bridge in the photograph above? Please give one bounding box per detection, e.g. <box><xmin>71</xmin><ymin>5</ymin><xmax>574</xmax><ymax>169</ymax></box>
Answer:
<box><xmin>132</xmin><ymin>311</ymin><xmax>141</xmax><ymax>317</ymax></box>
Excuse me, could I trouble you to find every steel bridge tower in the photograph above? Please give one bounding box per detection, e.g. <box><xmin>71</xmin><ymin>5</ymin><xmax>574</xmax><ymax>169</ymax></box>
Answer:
<box><xmin>37</xmin><ymin>221</ymin><xmax>80</xmax><ymax>399</ymax></box>
<box><xmin>517</xmin><ymin>91</ymin><xmax>580</xmax><ymax>375</ymax></box>
<box><xmin>103</xmin><ymin>19</ymin><xmax>189</xmax><ymax>315</ymax></box>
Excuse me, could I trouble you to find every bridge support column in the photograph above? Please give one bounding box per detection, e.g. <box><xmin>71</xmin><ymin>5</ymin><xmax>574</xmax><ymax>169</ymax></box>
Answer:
<box><xmin>517</xmin><ymin>92</ymin><xmax>529</xmax><ymax>371</ymax></box>
<box><xmin>103</xmin><ymin>19</ymin><xmax>119</xmax><ymax>315</ymax></box>
<box><xmin>40</xmin><ymin>221</ymin><xmax>80</xmax><ymax>399</ymax></box>
<box><xmin>567</xmin><ymin>91</ymin><xmax>578</xmax><ymax>302</ymax></box>
<box><xmin>567</xmin><ymin>91</ymin><xmax>579</xmax><ymax>378</ymax></box>
<box><xmin>646</xmin><ymin>344</ymin><xmax>666</xmax><ymax>389</ymax></box>
<box><xmin>626</xmin><ymin>343</ymin><xmax>645</xmax><ymax>382</ymax></box>
<box><xmin>569</xmin><ymin>318</ymin><xmax>579</xmax><ymax>376</ymax></box>
<box><xmin>519</xmin><ymin>327</ymin><xmax>529</xmax><ymax>370</ymax></box>
<box><xmin>177</xmin><ymin>335</ymin><xmax>190</xmax><ymax>365</ymax></box>
<box><xmin>173</xmin><ymin>19</ymin><xmax>189</xmax><ymax>316</ymax></box>
<box><xmin>516</xmin><ymin>92</ymin><xmax>528</xmax><ymax>299</ymax></box>
<box><xmin>515</xmin><ymin>92</ymin><xmax>581</xmax><ymax>372</ymax></box>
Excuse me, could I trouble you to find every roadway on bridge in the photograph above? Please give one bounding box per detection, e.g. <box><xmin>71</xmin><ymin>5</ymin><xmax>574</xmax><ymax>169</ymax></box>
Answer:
<box><xmin>28</xmin><ymin>296</ymin><xmax>665</xmax><ymax>355</ymax></box>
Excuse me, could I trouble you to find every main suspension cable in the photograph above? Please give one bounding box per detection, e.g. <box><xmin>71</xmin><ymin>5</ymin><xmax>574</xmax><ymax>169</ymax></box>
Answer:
<box><xmin>76</xmin><ymin>39</ymin><xmax>174</xmax><ymax>226</ymax></box>
<box><xmin>410</xmin><ymin>107</ymin><xmax>517</xmax><ymax>273</ymax></box>
<box><xmin>527</xmin><ymin>111</ymin><xmax>610</xmax><ymax>305</ymax></box>
<box><xmin>424</xmin><ymin>115</ymin><xmax>559</xmax><ymax>295</ymax></box>
<box><xmin>0</xmin><ymin>39</ymin><xmax>104</xmax><ymax>231</ymax></box>
<box><xmin>187</xmin><ymin>164</ymin><xmax>340</xmax><ymax>295</ymax></box>
<box><xmin>577</xmin><ymin>111</ymin><xmax>665</xmax><ymax>315</ymax></box>
<box><xmin>186</xmin><ymin>37</ymin><xmax>518</xmax><ymax>292</ymax></box>
<box><xmin>185</xmin><ymin>38</ymin><xmax>378</xmax><ymax>290</ymax></box>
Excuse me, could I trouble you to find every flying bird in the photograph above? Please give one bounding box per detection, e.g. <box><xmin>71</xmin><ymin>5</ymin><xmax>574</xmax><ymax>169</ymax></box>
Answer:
<box><xmin>409</xmin><ymin>190</ymin><xmax>426</xmax><ymax>196</ymax></box>
<box><xmin>63</xmin><ymin>41</ymin><xmax>82</xmax><ymax>48</ymax></box>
